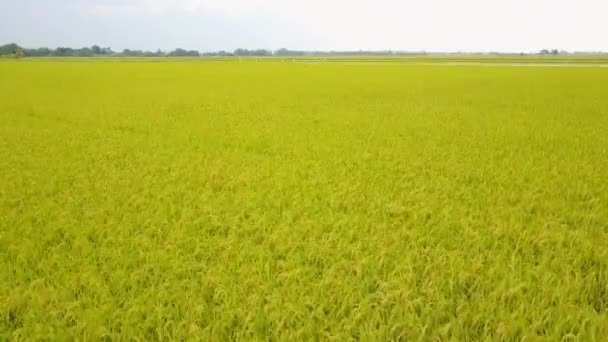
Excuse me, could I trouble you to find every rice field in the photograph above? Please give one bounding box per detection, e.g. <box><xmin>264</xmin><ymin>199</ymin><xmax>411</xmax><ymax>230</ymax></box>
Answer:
<box><xmin>1</xmin><ymin>59</ymin><xmax>608</xmax><ymax>340</ymax></box>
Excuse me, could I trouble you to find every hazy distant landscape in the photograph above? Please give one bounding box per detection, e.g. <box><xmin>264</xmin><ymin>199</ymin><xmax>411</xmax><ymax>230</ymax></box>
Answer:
<box><xmin>2</xmin><ymin>0</ymin><xmax>608</xmax><ymax>340</ymax></box>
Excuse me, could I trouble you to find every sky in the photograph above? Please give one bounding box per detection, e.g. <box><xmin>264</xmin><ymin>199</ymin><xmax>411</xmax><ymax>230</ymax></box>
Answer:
<box><xmin>1</xmin><ymin>0</ymin><xmax>607</xmax><ymax>52</ymax></box>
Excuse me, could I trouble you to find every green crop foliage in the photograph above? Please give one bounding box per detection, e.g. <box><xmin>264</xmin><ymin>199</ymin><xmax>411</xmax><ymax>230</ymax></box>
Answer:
<box><xmin>1</xmin><ymin>60</ymin><xmax>608</xmax><ymax>340</ymax></box>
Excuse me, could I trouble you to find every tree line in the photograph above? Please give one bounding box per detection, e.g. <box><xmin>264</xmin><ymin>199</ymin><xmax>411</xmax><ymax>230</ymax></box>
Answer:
<box><xmin>0</xmin><ymin>43</ymin><xmax>202</xmax><ymax>58</ymax></box>
<box><xmin>0</xmin><ymin>43</ymin><xmax>420</xmax><ymax>58</ymax></box>
<box><xmin>0</xmin><ymin>43</ymin><xmax>588</xmax><ymax>59</ymax></box>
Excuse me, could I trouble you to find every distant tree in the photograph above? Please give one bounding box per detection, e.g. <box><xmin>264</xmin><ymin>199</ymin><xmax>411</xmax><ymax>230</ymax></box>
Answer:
<box><xmin>274</xmin><ymin>48</ymin><xmax>307</xmax><ymax>56</ymax></box>
<box><xmin>233</xmin><ymin>48</ymin><xmax>248</xmax><ymax>56</ymax></box>
<box><xmin>24</xmin><ymin>47</ymin><xmax>51</xmax><ymax>57</ymax></box>
<box><xmin>539</xmin><ymin>49</ymin><xmax>550</xmax><ymax>55</ymax></box>
<box><xmin>169</xmin><ymin>48</ymin><xmax>184</xmax><ymax>56</ymax></box>
<box><xmin>551</xmin><ymin>49</ymin><xmax>559</xmax><ymax>55</ymax></box>
<box><xmin>101</xmin><ymin>47</ymin><xmax>114</xmax><ymax>55</ymax></box>
<box><xmin>253</xmin><ymin>49</ymin><xmax>271</xmax><ymax>56</ymax></box>
<box><xmin>253</xmin><ymin>49</ymin><xmax>266</xmax><ymax>56</ymax></box>
<box><xmin>15</xmin><ymin>48</ymin><xmax>25</xmax><ymax>59</ymax></box>
<box><xmin>201</xmin><ymin>50</ymin><xmax>233</xmax><ymax>57</ymax></box>
<box><xmin>275</xmin><ymin>48</ymin><xmax>289</xmax><ymax>56</ymax></box>
<box><xmin>53</xmin><ymin>47</ymin><xmax>76</xmax><ymax>56</ymax></box>
<box><xmin>121</xmin><ymin>49</ymin><xmax>147</xmax><ymax>57</ymax></box>
<box><xmin>76</xmin><ymin>47</ymin><xmax>94</xmax><ymax>57</ymax></box>
<box><xmin>233</xmin><ymin>48</ymin><xmax>271</xmax><ymax>57</ymax></box>
<box><xmin>91</xmin><ymin>45</ymin><xmax>102</xmax><ymax>55</ymax></box>
<box><xmin>168</xmin><ymin>48</ymin><xmax>200</xmax><ymax>57</ymax></box>
<box><xmin>0</xmin><ymin>43</ymin><xmax>20</xmax><ymax>55</ymax></box>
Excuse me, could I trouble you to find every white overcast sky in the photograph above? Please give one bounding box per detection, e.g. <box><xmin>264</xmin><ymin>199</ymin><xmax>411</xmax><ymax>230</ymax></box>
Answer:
<box><xmin>1</xmin><ymin>0</ymin><xmax>607</xmax><ymax>52</ymax></box>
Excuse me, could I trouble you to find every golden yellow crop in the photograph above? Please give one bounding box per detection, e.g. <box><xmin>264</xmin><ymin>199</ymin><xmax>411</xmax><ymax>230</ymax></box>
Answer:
<box><xmin>1</xmin><ymin>59</ymin><xmax>608</xmax><ymax>340</ymax></box>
